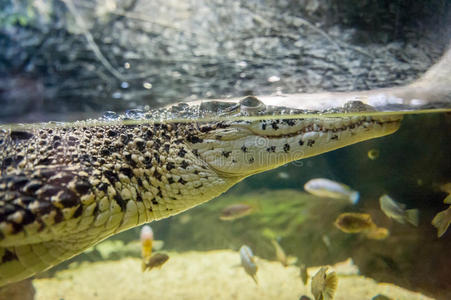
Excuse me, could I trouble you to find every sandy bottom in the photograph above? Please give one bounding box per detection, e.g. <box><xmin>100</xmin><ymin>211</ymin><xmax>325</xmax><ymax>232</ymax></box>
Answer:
<box><xmin>33</xmin><ymin>250</ymin><xmax>433</xmax><ymax>300</ymax></box>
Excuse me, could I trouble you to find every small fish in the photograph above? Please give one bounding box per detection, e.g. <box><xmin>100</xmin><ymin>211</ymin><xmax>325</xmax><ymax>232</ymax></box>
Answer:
<box><xmin>220</xmin><ymin>203</ymin><xmax>254</xmax><ymax>221</ymax></box>
<box><xmin>277</xmin><ymin>171</ymin><xmax>290</xmax><ymax>179</ymax></box>
<box><xmin>365</xmin><ymin>227</ymin><xmax>390</xmax><ymax>240</ymax></box>
<box><xmin>178</xmin><ymin>214</ymin><xmax>192</xmax><ymax>224</ymax></box>
<box><xmin>140</xmin><ymin>225</ymin><xmax>154</xmax><ymax>272</ymax></box>
<box><xmin>311</xmin><ymin>267</ymin><xmax>338</xmax><ymax>300</ymax></box>
<box><xmin>299</xmin><ymin>264</ymin><xmax>309</xmax><ymax>285</ymax></box>
<box><xmin>239</xmin><ymin>245</ymin><xmax>258</xmax><ymax>284</ymax></box>
<box><xmin>432</xmin><ymin>206</ymin><xmax>451</xmax><ymax>238</ymax></box>
<box><xmin>335</xmin><ymin>212</ymin><xmax>389</xmax><ymax>239</ymax></box>
<box><xmin>271</xmin><ymin>239</ymin><xmax>288</xmax><ymax>266</ymax></box>
<box><xmin>143</xmin><ymin>253</ymin><xmax>169</xmax><ymax>271</ymax></box>
<box><xmin>367</xmin><ymin>149</ymin><xmax>380</xmax><ymax>160</ymax></box>
<box><xmin>304</xmin><ymin>178</ymin><xmax>359</xmax><ymax>204</ymax></box>
<box><xmin>270</xmin><ymin>239</ymin><xmax>297</xmax><ymax>267</ymax></box>
<box><xmin>321</xmin><ymin>235</ymin><xmax>331</xmax><ymax>249</ymax></box>
<box><xmin>379</xmin><ymin>194</ymin><xmax>419</xmax><ymax>226</ymax></box>
<box><xmin>334</xmin><ymin>212</ymin><xmax>375</xmax><ymax>233</ymax></box>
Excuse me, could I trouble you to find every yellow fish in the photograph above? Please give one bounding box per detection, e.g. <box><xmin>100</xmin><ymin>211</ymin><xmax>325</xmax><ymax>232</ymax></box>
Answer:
<box><xmin>335</xmin><ymin>212</ymin><xmax>389</xmax><ymax>240</ymax></box>
<box><xmin>432</xmin><ymin>206</ymin><xmax>451</xmax><ymax>238</ymax></box>
<box><xmin>140</xmin><ymin>225</ymin><xmax>154</xmax><ymax>272</ymax></box>
<box><xmin>334</xmin><ymin>212</ymin><xmax>375</xmax><ymax>233</ymax></box>
<box><xmin>311</xmin><ymin>267</ymin><xmax>338</xmax><ymax>300</ymax></box>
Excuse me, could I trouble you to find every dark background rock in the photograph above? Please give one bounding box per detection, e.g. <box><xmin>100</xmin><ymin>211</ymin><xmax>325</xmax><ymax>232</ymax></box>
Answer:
<box><xmin>0</xmin><ymin>0</ymin><xmax>450</xmax><ymax>123</ymax></box>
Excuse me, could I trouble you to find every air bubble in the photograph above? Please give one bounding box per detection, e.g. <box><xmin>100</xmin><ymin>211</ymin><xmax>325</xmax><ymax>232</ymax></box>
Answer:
<box><xmin>237</xmin><ymin>61</ymin><xmax>247</xmax><ymax>68</ymax></box>
<box><xmin>102</xmin><ymin>111</ymin><xmax>118</xmax><ymax>120</ymax></box>
<box><xmin>125</xmin><ymin>109</ymin><xmax>145</xmax><ymax>120</ymax></box>
<box><xmin>267</xmin><ymin>75</ymin><xmax>280</xmax><ymax>83</ymax></box>
<box><xmin>112</xmin><ymin>91</ymin><xmax>122</xmax><ymax>99</ymax></box>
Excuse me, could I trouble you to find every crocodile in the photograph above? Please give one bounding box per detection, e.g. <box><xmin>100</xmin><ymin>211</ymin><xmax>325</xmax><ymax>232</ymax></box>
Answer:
<box><xmin>0</xmin><ymin>98</ymin><xmax>402</xmax><ymax>286</ymax></box>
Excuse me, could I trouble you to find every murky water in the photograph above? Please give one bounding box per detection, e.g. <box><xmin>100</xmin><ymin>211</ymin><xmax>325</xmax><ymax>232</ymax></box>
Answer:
<box><xmin>1</xmin><ymin>110</ymin><xmax>444</xmax><ymax>300</ymax></box>
<box><xmin>1</xmin><ymin>1</ymin><xmax>451</xmax><ymax>299</ymax></box>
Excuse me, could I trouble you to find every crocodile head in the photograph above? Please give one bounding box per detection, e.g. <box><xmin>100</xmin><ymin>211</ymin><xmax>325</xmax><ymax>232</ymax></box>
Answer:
<box><xmin>187</xmin><ymin>100</ymin><xmax>402</xmax><ymax>179</ymax></box>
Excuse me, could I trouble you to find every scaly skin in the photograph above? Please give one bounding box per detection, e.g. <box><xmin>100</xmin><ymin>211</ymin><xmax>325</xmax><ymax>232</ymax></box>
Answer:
<box><xmin>0</xmin><ymin>110</ymin><xmax>402</xmax><ymax>285</ymax></box>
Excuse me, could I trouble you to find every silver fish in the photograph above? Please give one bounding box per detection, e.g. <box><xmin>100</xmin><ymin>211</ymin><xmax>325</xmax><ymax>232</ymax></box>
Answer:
<box><xmin>379</xmin><ymin>194</ymin><xmax>419</xmax><ymax>226</ymax></box>
<box><xmin>239</xmin><ymin>245</ymin><xmax>258</xmax><ymax>284</ymax></box>
<box><xmin>304</xmin><ymin>178</ymin><xmax>359</xmax><ymax>204</ymax></box>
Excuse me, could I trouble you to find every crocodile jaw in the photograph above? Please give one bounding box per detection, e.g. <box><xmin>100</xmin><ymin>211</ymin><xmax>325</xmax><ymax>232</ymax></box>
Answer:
<box><xmin>191</xmin><ymin>115</ymin><xmax>402</xmax><ymax>177</ymax></box>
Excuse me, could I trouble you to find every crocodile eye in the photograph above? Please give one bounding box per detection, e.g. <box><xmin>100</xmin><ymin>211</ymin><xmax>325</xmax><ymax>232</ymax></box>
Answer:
<box><xmin>239</xmin><ymin>96</ymin><xmax>264</xmax><ymax>108</ymax></box>
<box><xmin>238</xmin><ymin>96</ymin><xmax>266</xmax><ymax>116</ymax></box>
<box><xmin>215</xmin><ymin>96</ymin><xmax>266</xmax><ymax>117</ymax></box>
